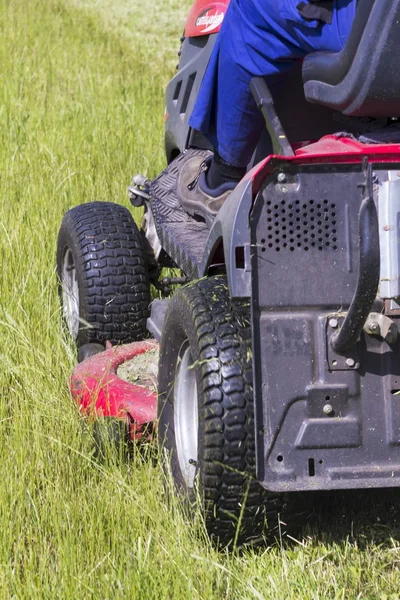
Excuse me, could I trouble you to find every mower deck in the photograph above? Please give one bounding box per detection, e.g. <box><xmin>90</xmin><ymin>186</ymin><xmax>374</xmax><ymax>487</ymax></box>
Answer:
<box><xmin>70</xmin><ymin>341</ymin><xmax>158</xmax><ymax>440</ymax></box>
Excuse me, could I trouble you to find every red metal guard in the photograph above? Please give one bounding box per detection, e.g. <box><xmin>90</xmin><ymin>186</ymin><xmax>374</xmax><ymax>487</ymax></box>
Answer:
<box><xmin>70</xmin><ymin>341</ymin><xmax>158</xmax><ymax>440</ymax></box>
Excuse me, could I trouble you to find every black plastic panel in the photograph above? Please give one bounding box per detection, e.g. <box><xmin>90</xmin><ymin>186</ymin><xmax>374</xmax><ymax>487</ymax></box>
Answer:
<box><xmin>251</xmin><ymin>164</ymin><xmax>400</xmax><ymax>492</ymax></box>
<box><xmin>165</xmin><ymin>35</ymin><xmax>216</xmax><ymax>161</ymax></box>
<box><xmin>251</xmin><ymin>165</ymin><xmax>363</xmax><ymax>309</ymax></box>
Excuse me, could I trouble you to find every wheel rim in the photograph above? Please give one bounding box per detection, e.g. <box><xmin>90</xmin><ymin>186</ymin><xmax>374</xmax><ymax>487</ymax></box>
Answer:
<box><xmin>174</xmin><ymin>343</ymin><xmax>199</xmax><ymax>489</ymax></box>
<box><xmin>61</xmin><ymin>247</ymin><xmax>80</xmax><ymax>340</ymax></box>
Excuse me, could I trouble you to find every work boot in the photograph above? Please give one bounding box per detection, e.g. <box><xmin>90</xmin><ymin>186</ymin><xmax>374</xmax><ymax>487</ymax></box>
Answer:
<box><xmin>176</xmin><ymin>154</ymin><xmax>236</xmax><ymax>222</ymax></box>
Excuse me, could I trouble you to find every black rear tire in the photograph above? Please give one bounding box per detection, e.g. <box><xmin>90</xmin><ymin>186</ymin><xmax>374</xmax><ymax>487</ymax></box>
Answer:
<box><xmin>158</xmin><ymin>275</ymin><xmax>309</xmax><ymax>546</ymax></box>
<box><xmin>57</xmin><ymin>202</ymin><xmax>150</xmax><ymax>347</ymax></box>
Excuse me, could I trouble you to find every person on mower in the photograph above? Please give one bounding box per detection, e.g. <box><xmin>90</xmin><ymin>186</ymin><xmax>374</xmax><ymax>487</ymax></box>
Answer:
<box><xmin>177</xmin><ymin>0</ymin><xmax>357</xmax><ymax>219</ymax></box>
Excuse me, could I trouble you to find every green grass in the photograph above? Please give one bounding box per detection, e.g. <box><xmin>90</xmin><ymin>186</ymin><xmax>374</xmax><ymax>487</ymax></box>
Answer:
<box><xmin>1</xmin><ymin>0</ymin><xmax>400</xmax><ymax>597</ymax></box>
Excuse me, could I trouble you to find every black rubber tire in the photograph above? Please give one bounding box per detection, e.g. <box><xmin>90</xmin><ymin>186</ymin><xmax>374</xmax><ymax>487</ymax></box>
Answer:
<box><xmin>158</xmin><ymin>275</ymin><xmax>309</xmax><ymax>547</ymax></box>
<box><xmin>57</xmin><ymin>202</ymin><xmax>150</xmax><ymax>347</ymax></box>
<box><xmin>77</xmin><ymin>343</ymin><xmax>105</xmax><ymax>364</ymax></box>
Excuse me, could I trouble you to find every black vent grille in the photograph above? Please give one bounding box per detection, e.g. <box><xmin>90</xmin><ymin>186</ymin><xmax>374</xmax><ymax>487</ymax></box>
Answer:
<box><xmin>261</xmin><ymin>199</ymin><xmax>339</xmax><ymax>253</ymax></box>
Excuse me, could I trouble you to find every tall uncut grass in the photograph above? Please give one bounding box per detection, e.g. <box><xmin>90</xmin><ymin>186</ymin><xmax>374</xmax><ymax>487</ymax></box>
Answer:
<box><xmin>1</xmin><ymin>0</ymin><xmax>400</xmax><ymax>597</ymax></box>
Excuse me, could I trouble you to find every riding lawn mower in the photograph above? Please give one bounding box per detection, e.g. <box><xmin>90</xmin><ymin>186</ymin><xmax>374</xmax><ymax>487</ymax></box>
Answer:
<box><xmin>57</xmin><ymin>0</ymin><xmax>400</xmax><ymax>545</ymax></box>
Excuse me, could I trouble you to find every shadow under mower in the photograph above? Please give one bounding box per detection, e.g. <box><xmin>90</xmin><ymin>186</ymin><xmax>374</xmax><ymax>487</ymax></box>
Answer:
<box><xmin>57</xmin><ymin>0</ymin><xmax>400</xmax><ymax>546</ymax></box>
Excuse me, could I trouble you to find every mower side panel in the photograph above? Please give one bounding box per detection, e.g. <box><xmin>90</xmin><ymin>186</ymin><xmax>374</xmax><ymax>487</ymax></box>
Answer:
<box><xmin>252</xmin><ymin>165</ymin><xmax>361</xmax><ymax>308</ymax></box>
<box><xmin>251</xmin><ymin>163</ymin><xmax>400</xmax><ymax>492</ymax></box>
<box><xmin>201</xmin><ymin>179</ymin><xmax>252</xmax><ymax>297</ymax></box>
<box><xmin>165</xmin><ymin>35</ymin><xmax>217</xmax><ymax>162</ymax></box>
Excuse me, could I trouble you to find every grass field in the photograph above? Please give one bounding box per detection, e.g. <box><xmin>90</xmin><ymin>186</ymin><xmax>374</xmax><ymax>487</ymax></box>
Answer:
<box><xmin>1</xmin><ymin>0</ymin><xmax>400</xmax><ymax>597</ymax></box>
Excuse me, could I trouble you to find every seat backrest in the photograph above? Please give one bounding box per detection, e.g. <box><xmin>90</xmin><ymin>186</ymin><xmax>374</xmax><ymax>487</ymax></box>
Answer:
<box><xmin>302</xmin><ymin>0</ymin><xmax>400</xmax><ymax>117</ymax></box>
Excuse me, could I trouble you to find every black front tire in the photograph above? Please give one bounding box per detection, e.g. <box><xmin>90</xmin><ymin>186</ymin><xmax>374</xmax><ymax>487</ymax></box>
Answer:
<box><xmin>77</xmin><ymin>343</ymin><xmax>105</xmax><ymax>364</ymax></box>
<box><xmin>158</xmin><ymin>276</ymin><xmax>309</xmax><ymax>546</ymax></box>
<box><xmin>57</xmin><ymin>201</ymin><xmax>150</xmax><ymax>347</ymax></box>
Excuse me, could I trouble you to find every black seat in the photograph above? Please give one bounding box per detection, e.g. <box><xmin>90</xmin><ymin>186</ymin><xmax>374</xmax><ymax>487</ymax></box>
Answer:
<box><xmin>303</xmin><ymin>0</ymin><xmax>400</xmax><ymax>117</ymax></box>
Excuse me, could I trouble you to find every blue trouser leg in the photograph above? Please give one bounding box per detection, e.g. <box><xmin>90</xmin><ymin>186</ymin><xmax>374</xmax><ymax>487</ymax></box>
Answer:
<box><xmin>189</xmin><ymin>0</ymin><xmax>357</xmax><ymax>167</ymax></box>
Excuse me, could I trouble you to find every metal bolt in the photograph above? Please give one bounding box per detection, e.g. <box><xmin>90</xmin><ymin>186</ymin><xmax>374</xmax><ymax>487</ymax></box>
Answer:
<box><xmin>346</xmin><ymin>358</ymin><xmax>356</xmax><ymax>368</ymax></box>
<box><xmin>329</xmin><ymin>318</ymin><xmax>338</xmax><ymax>329</ymax></box>
<box><xmin>368</xmin><ymin>321</ymin><xmax>379</xmax><ymax>332</ymax></box>
<box><xmin>277</xmin><ymin>172</ymin><xmax>286</xmax><ymax>183</ymax></box>
<box><xmin>323</xmin><ymin>404</ymin><xmax>334</xmax><ymax>416</ymax></box>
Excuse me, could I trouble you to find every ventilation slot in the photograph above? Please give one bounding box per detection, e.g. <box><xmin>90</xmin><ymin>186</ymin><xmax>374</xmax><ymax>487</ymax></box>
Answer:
<box><xmin>262</xmin><ymin>199</ymin><xmax>339</xmax><ymax>252</ymax></box>
<box><xmin>308</xmin><ymin>458</ymin><xmax>315</xmax><ymax>477</ymax></box>
<box><xmin>235</xmin><ymin>246</ymin><xmax>245</xmax><ymax>269</ymax></box>
<box><xmin>173</xmin><ymin>80</ymin><xmax>182</xmax><ymax>104</ymax></box>
<box><xmin>180</xmin><ymin>73</ymin><xmax>196</xmax><ymax>116</ymax></box>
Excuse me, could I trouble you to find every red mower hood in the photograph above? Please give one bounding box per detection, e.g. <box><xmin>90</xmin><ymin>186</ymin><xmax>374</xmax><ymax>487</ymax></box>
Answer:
<box><xmin>185</xmin><ymin>0</ymin><xmax>230</xmax><ymax>37</ymax></box>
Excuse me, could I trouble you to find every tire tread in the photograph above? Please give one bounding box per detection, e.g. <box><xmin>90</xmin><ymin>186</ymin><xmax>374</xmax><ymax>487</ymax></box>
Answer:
<box><xmin>57</xmin><ymin>201</ymin><xmax>150</xmax><ymax>346</ymax></box>
<box><xmin>158</xmin><ymin>275</ymin><xmax>309</xmax><ymax>546</ymax></box>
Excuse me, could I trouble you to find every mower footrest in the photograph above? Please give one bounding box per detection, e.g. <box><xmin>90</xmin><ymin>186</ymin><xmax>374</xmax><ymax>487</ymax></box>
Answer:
<box><xmin>150</xmin><ymin>149</ymin><xmax>210</xmax><ymax>278</ymax></box>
